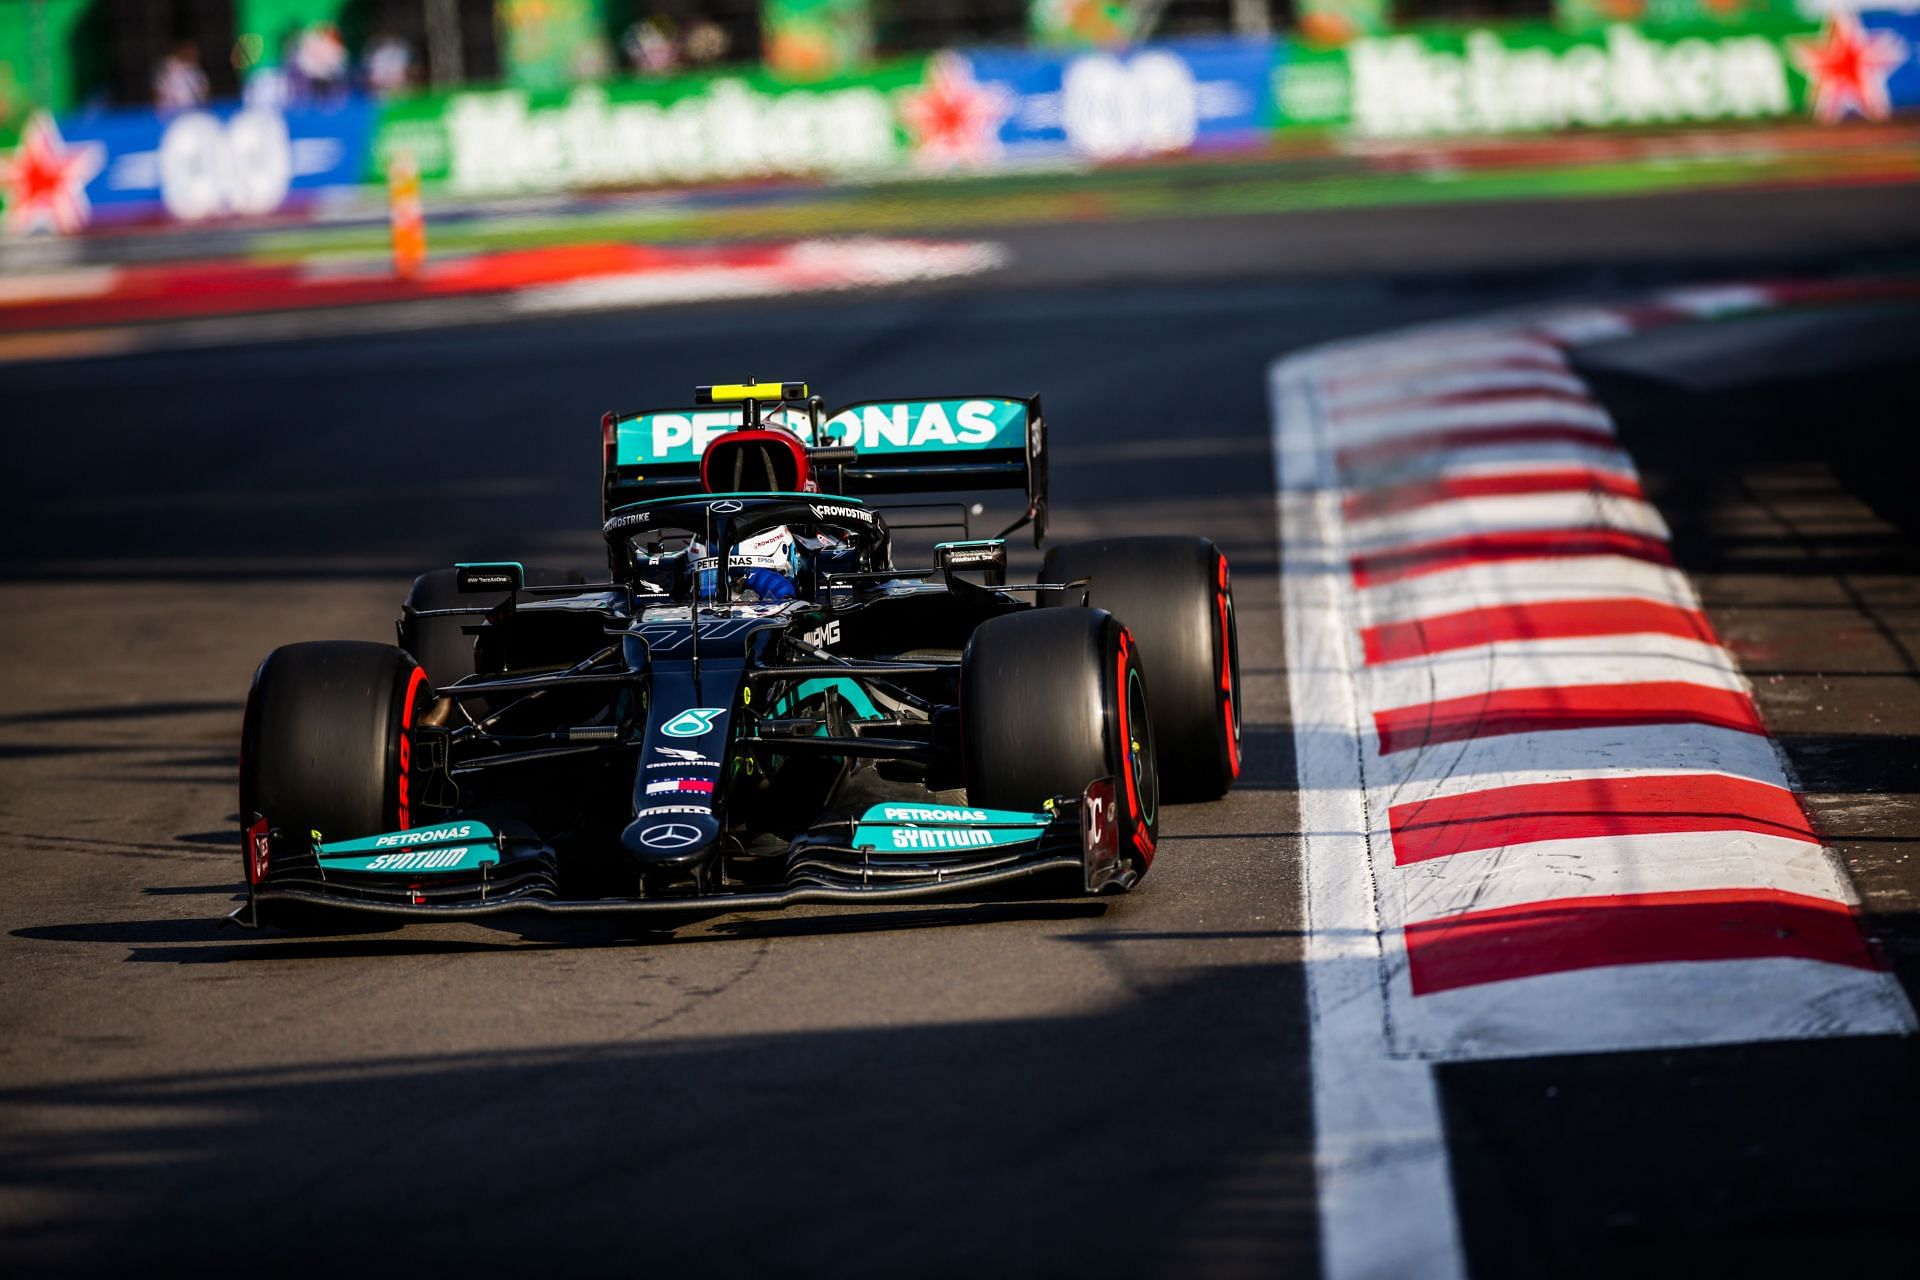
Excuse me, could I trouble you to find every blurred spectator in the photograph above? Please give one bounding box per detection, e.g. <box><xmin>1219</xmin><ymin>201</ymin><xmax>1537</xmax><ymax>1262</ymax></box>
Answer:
<box><xmin>572</xmin><ymin>36</ymin><xmax>615</xmax><ymax>82</ymax></box>
<box><xmin>153</xmin><ymin>40</ymin><xmax>209</xmax><ymax>113</ymax></box>
<box><xmin>295</xmin><ymin>23</ymin><xmax>350</xmax><ymax>103</ymax></box>
<box><xmin>365</xmin><ymin>32</ymin><xmax>415</xmax><ymax>98</ymax></box>
<box><xmin>235</xmin><ymin>32</ymin><xmax>282</xmax><ymax>110</ymax></box>
<box><xmin>622</xmin><ymin>18</ymin><xmax>680</xmax><ymax>74</ymax></box>
<box><xmin>683</xmin><ymin>18</ymin><xmax>730</xmax><ymax>66</ymax></box>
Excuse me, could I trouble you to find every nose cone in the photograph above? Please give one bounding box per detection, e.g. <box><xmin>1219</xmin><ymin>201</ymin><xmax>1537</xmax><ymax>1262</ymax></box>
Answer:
<box><xmin>621</xmin><ymin>811</ymin><xmax>721</xmax><ymax>870</ymax></box>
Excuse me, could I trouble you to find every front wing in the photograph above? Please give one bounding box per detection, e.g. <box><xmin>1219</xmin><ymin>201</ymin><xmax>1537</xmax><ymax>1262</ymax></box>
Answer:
<box><xmin>236</xmin><ymin>784</ymin><xmax>1136</xmax><ymax>925</ymax></box>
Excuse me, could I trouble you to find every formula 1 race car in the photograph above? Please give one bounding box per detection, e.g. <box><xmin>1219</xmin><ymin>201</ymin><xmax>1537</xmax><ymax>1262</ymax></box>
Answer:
<box><xmin>236</xmin><ymin>380</ymin><xmax>1240</xmax><ymax>928</ymax></box>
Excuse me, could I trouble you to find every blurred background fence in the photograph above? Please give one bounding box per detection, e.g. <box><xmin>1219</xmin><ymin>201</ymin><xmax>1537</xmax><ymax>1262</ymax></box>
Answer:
<box><xmin>1</xmin><ymin>0</ymin><xmax>1915</xmax><ymax>232</ymax></box>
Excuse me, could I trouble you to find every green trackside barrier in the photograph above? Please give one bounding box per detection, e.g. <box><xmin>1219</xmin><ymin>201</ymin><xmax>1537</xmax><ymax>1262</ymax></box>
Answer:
<box><xmin>372</xmin><ymin>53</ymin><xmax>932</xmax><ymax>196</ymax></box>
<box><xmin>1271</xmin><ymin>20</ymin><xmax>1832</xmax><ymax>140</ymax></box>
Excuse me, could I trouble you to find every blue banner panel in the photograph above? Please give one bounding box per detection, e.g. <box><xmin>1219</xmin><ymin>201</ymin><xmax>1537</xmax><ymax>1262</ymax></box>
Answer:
<box><xmin>57</xmin><ymin>99</ymin><xmax>375</xmax><ymax>227</ymax></box>
<box><xmin>1864</xmin><ymin>10</ymin><xmax>1920</xmax><ymax>112</ymax></box>
<box><xmin>960</xmin><ymin>36</ymin><xmax>1276</xmax><ymax>163</ymax></box>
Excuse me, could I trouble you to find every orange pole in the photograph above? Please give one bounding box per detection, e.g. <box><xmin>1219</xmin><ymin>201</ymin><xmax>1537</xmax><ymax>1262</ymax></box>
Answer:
<box><xmin>387</xmin><ymin>150</ymin><xmax>426</xmax><ymax>281</ymax></box>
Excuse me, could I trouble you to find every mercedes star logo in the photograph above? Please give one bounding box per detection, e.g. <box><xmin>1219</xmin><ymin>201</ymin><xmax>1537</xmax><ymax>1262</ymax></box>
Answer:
<box><xmin>639</xmin><ymin>823</ymin><xmax>704</xmax><ymax>849</ymax></box>
<box><xmin>710</xmin><ymin>499</ymin><xmax>745</xmax><ymax>514</ymax></box>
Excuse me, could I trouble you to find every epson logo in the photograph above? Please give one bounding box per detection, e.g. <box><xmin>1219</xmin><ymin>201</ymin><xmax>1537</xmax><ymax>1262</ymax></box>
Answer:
<box><xmin>374</xmin><ymin>824</ymin><xmax>474</xmax><ymax>848</ymax></box>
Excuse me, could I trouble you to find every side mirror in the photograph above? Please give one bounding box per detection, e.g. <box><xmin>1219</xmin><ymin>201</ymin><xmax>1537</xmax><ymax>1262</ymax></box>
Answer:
<box><xmin>935</xmin><ymin>540</ymin><xmax>1008</xmax><ymax>588</ymax></box>
<box><xmin>455</xmin><ymin>562</ymin><xmax>525</xmax><ymax>593</ymax></box>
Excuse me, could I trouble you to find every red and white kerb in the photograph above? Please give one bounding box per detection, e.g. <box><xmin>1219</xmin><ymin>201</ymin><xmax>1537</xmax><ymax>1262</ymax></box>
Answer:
<box><xmin>1280</xmin><ymin>287</ymin><xmax>1914</xmax><ymax>1061</ymax></box>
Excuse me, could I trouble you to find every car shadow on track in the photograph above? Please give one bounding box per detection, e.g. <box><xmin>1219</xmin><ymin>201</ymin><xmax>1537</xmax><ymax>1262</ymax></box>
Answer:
<box><xmin>0</xmin><ymin>959</ymin><xmax>1319</xmax><ymax>1276</ymax></box>
<box><xmin>10</xmin><ymin>899</ymin><xmax>1119</xmax><ymax>965</ymax></box>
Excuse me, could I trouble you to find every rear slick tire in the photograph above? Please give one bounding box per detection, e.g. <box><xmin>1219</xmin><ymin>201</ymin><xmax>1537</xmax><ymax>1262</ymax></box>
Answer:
<box><xmin>1041</xmin><ymin>536</ymin><xmax>1240</xmax><ymax>802</ymax></box>
<box><xmin>960</xmin><ymin>608</ymin><xmax>1158</xmax><ymax>873</ymax></box>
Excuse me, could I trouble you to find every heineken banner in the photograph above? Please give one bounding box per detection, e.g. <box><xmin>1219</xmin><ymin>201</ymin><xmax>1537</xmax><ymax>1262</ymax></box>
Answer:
<box><xmin>374</xmin><ymin>60</ymin><xmax>928</xmax><ymax>194</ymax></box>
<box><xmin>1273</xmin><ymin>18</ymin><xmax>1920</xmax><ymax>138</ymax></box>
<box><xmin>371</xmin><ymin>37</ymin><xmax>1273</xmax><ymax>193</ymax></box>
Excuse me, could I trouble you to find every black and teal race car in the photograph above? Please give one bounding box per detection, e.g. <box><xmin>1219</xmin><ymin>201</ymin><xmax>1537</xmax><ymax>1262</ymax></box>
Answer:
<box><xmin>236</xmin><ymin>380</ymin><xmax>1240</xmax><ymax>928</ymax></box>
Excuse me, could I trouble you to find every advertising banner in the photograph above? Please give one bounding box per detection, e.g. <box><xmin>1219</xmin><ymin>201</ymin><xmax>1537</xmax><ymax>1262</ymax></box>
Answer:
<box><xmin>1554</xmin><ymin>0</ymin><xmax>1801</xmax><ymax>35</ymax></box>
<box><xmin>957</xmin><ymin>37</ymin><xmax>1274</xmax><ymax>164</ymax></box>
<box><xmin>374</xmin><ymin>59</ymin><xmax>928</xmax><ymax>195</ymax></box>
<box><xmin>1272</xmin><ymin>17</ymin><xmax>1919</xmax><ymax>138</ymax></box>
<box><xmin>1</xmin><ymin>99</ymin><xmax>373</xmax><ymax>233</ymax></box>
<box><xmin>6</xmin><ymin>15</ymin><xmax>1917</xmax><ymax>233</ymax></box>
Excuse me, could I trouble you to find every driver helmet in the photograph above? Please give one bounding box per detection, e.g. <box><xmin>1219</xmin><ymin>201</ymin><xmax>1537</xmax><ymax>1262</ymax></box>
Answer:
<box><xmin>694</xmin><ymin>525</ymin><xmax>799</xmax><ymax>602</ymax></box>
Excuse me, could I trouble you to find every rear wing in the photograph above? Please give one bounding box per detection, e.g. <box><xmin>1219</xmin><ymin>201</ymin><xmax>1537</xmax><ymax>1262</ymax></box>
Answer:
<box><xmin>601</xmin><ymin>395</ymin><xmax>1048</xmax><ymax>543</ymax></box>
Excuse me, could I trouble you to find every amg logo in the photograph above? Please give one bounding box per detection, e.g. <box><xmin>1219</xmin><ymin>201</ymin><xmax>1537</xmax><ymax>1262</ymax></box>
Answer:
<box><xmin>881</xmin><ymin>807</ymin><xmax>989</xmax><ymax>823</ymax></box>
<box><xmin>366</xmin><ymin>847</ymin><xmax>470</xmax><ymax>872</ymax></box>
<box><xmin>798</xmin><ymin>620</ymin><xmax>841</xmax><ymax>650</ymax></box>
<box><xmin>889</xmin><ymin>828</ymin><xmax>996</xmax><ymax>850</ymax></box>
<box><xmin>373</xmin><ymin>824</ymin><xmax>473</xmax><ymax>848</ymax></box>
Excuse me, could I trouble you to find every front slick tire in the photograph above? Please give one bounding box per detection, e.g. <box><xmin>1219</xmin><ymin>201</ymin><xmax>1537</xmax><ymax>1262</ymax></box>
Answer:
<box><xmin>961</xmin><ymin>608</ymin><xmax>1158</xmax><ymax>880</ymax></box>
<box><xmin>239</xmin><ymin>641</ymin><xmax>429</xmax><ymax>933</ymax></box>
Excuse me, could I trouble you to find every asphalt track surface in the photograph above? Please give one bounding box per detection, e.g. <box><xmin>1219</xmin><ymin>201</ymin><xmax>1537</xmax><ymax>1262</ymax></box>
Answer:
<box><xmin>3</xmin><ymin>183</ymin><xmax>1919</xmax><ymax>1276</ymax></box>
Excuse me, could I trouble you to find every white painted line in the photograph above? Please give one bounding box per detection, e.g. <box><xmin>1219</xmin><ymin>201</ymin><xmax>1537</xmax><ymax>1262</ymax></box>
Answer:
<box><xmin>1390</xmin><ymin>956</ymin><xmax>1911</xmax><ymax>1061</ymax></box>
<box><xmin>1276</xmin><ymin>355</ymin><xmax>1467</xmax><ymax>1280</ymax></box>
<box><xmin>1328</xmin><ymin>395</ymin><xmax>1613</xmax><ymax>447</ymax></box>
<box><xmin>1343</xmin><ymin>491</ymin><xmax>1669</xmax><ymax>552</ymax></box>
<box><xmin>1323</xmin><ymin>366</ymin><xmax>1588</xmax><ymax>412</ymax></box>
<box><xmin>1339</xmin><ymin>439</ymin><xmax>1632</xmax><ymax>487</ymax></box>
<box><xmin>1355</xmin><ymin>556</ymin><xmax>1700</xmax><ymax>624</ymax></box>
<box><xmin>1363</xmin><ymin>632</ymin><xmax>1749</xmax><ymax>708</ymax></box>
<box><xmin>1367</xmin><ymin>724</ymin><xmax>1795</xmax><ymax>796</ymax></box>
<box><xmin>1391</xmin><ymin>829</ymin><xmax>1844</xmax><ymax>923</ymax></box>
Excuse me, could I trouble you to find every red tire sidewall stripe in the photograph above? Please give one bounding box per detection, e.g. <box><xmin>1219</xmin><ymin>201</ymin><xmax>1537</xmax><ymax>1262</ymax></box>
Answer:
<box><xmin>1216</xmin><ymin>553</ymin><xmax>1240</xmax><ymax>780</ymax></box>
<box><xmin>395</xmin><ymin>664</ymin><xmax>428</xmax><ymax>831</ymax></box>
<box><xmin>1114</xmin><ymin>625</ymin><xmax>1156</xmax><ymax>864</ymax></box>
